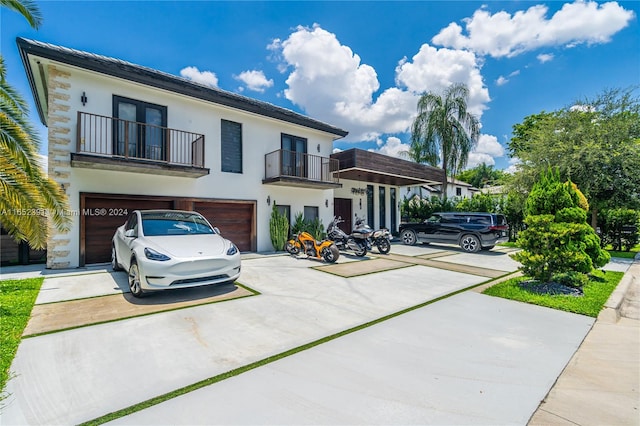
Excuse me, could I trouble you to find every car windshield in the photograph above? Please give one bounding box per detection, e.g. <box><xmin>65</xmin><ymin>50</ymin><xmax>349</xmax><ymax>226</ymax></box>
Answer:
<box><xmin>141</xmin><ymin>212</ymin><xmax>215</xmax><ymax>236</ymax></box>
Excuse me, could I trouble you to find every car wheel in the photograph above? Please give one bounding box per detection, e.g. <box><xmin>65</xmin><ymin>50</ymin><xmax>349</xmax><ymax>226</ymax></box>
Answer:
<box><xmin>128</xmin><ymin>259</ymin><xmax>145</xmax><ymax>297</ymax></box>
<box><xmin>376</xmin><ymin>238</ymin><xmax>391</xmax><ymax>254</ymax></box>
<box><xmin>322</xmin><ymin>245</ymin><xmax>340</xmax><ymax>263</ymax></box>
<box><xmin>481</xmin><ymin>245</ymin><xmax>495</xmax><ymax>251</ymax></box>
<box><xmin>401</xmin><ymin>229</ymin><xmax>417</xmax><ymax>246</ymax></box>
<box><xmin>111</xmin><ymin>244</ymin><xmax>122</xmax><ymax>271</ymax></box>
<box><xmin>460</xmin><ymin>234</ymin><xmax>481</xmax><ymax>253</ymax></box>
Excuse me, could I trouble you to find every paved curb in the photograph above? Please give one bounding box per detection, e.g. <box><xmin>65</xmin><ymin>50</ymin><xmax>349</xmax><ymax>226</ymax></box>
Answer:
<box><xmin>598</xmin><ymin>254</ymin><xmax>640</xmax><ymax>323</ymax></box>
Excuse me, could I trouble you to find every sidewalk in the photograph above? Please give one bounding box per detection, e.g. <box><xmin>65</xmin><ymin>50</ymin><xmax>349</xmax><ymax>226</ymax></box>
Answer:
<box><xmin>529</xmin><ymin>256</ymin><xmax>640</xmax><ymax>425</ymax></box>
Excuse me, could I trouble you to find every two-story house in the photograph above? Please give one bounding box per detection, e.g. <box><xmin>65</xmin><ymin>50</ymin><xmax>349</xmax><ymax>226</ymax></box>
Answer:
<box><xmin>17</xmin><ymin>38</ymin><xmax>349</xmax><ymax>268</ymax></box>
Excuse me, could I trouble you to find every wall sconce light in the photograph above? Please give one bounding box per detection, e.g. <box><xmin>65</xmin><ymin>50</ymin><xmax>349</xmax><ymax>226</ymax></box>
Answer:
<box><xmin>325</xmin><ymin>199</ymin><xmax>329</xmax><ymax>208</ymax></box>
<box><xmin>359</xmin><ymin>198</ymin><xmax>362</xmax><ymax>209</ymax></box>
<box><xmin>266</xmin><ymin>195</ymin><xmax>271</xmax><ymax>206</ymax></box>
<box><xmin>317</xmin><ymin>143</ymin><xmax>321</xmax><ymax>153</ymax></box>
<box><xmin>81</xmin><ymin>91</ymin><xmax>88</xmax><ymax>106</ymax></box>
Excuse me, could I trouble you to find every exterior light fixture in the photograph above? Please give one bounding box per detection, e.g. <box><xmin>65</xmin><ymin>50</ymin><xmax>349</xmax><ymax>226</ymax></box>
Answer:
<box><xmin>359</xmin><ymin>198</ymin><xmax>362</xmax><ymax>209</ymax></box>
<box><xmin>81</xmin><ymin>91</ymin><xmax>87</xmax><ymax>106</ymax></box>
<box><xmin>267</xmin><ymin>195</ymin><xmax>271</xmax><ymax>206</ymax></box>
<box><xmin>325</xmin><ymin>199</ymin><xmax>329</xmax><ymax>208</ymax></box>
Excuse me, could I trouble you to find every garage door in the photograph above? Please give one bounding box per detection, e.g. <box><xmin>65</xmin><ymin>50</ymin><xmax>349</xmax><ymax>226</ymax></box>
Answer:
<box><xmin>194</xmin><ymin>201</ymin><xmax>254</xmax><ymax>252</ymax></box>
<box><xmin>81</xmin><ymin>194</ymin><xmax>255</xmax><ymax>265</ymax></box>
<box><xmin>82</xmin><ymin>195</ymin><xmax>173</xmax><ymax>265</ymax></box>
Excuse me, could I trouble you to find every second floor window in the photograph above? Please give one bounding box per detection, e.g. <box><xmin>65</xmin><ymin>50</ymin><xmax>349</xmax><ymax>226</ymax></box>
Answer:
<box><xmin>113</xmin><ymin>96</ymin><xmax>167</xmax><ymax>161</ymax></box>
<box><xmin>281</xmin><ymin>134</ymin><xmax>307</xmax><ymax>177</ymax></box>
<box><xmin>221</xmin><ymin>119</ymin><xmax>243</xmax><ymax>173</ymax></box>
<box><xmin>456</xmin><ymin>187</ymin><xmax>462</xmax><ymax>197</ymax></box>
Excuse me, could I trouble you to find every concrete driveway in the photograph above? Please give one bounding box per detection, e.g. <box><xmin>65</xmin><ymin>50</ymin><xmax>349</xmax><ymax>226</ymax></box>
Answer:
<box><xmin>0</xmin><ymin>245</ymin><xmax>602</xmax><ymax>424</ymax></box>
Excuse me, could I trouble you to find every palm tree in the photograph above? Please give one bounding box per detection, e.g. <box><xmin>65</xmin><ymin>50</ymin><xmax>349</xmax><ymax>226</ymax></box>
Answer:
<box><xmin>410</xmin><ymin>83</ymin><xmax>480</xmax><ymax>199</ymax></box>
<box><xmin>1</xmin><ymin>0</ymin><xmax>69</xmax><ymax>249</ymax></box>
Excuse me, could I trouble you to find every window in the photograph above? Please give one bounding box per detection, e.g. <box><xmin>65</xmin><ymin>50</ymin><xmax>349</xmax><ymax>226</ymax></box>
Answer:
<box><xmin>456</xmin><ymin>187</ymin><xmax>462</xmax><ymax>197</ymax></box>
<box><xmin>277</xmin><ymin>205</ymin><xmax>291</xmax><ymax>231</ymax></box>
<box><xmin>113</xmin><ymin>96</ymin><xmax>167</xmax><ymax>160</ymax></box>
<box><xmin>390</xmin><ymin>188</ymin><xmax>397</xmax><ymax>233</ymax></box>
<box><xmin>366</xmin><ymin>185</ymin><xmax>374</xmax><ymax>228</ymax></box>
<box><xmin>281</xmin><ymin>134</ymin><xmax>307</xmax><ymax>177</ymax></box>
<box><xmin>379</xmin><ymin>186</ymin><xmax>386</xmax><ymax>229</ymax></box>
<box><xmin>304</xmin><ymin>206</ymin><xmax>318</xmax><ymax>221</ymax></box>
<box><xmin>124</xmin><ymin>213</ymin><xmax>138</xmax><ymax>233</ymax></box>
<box><xmin>221</xmin><ymin>119</ymin><xmax>242</xmax><ymax>173</ymax></box>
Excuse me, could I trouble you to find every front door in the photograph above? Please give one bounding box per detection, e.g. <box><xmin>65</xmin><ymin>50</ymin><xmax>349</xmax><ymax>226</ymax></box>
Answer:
<box><xmin>113</xmin><ymin>96</ymin><xmax>167</xmax><ymax>161</ymax></box>
<box><xmin>334</xmin><ymin>198</ymin><xmax>352</xmax><ymax>233</ymax></box>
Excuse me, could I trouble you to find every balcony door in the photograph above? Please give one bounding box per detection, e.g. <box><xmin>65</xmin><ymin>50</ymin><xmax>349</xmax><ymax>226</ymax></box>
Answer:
<box><xmin>113</xmin><ymin>96</ymin><xmax>167</xmax><ymax>161</ymax></box>
<box><xmin>281</xmin><ymin>134</ymin><xmax>307</xmax><ymax>178</ymax></box>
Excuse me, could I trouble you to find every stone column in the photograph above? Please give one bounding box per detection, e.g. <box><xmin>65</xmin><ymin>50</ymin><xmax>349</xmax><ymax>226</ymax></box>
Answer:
<box><xmin>46</xmin><ymin>65</ymin><xmax>73</xmax><ymax>269</ymax></box>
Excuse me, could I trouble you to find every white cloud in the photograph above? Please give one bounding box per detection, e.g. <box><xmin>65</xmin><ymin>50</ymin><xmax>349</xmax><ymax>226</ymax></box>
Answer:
<box><xmin>467</xmin><ymin>152</ymin><xmax>497</xmax><ymax>168</ymax></box>
<box><xmin>537</xmin><ymin>53</ymin><xmax>555</xmax><ymax>63</ymax></box>
<box><xmin>432</xmin><ymin>1</ymin><xmax>634</xmax><ymax>58</ymax></box>
<box><xmin>269</xmin><ymin>24</ymin><xmax>490</xmax><ymax>141</ymax></box>
<box><xmin>395</xmin><ymin>44</ymin><xmax>490</xmax><ymax>117</ymax></box>
<box><xmin>505</xmin><ymin>157</ymin><xmax>522</xmax><ymax>174</ymax></box>
<box><xmin>179</xmin><ymin>66</ymin><xmax>219</xmax><ymax>87</ymax></box>
<box><xmin>466</xmin><ymin>134</ymin><xmax>505</xmax><ymax>168</ymax></box>
<box><xmin>37</xmin><ymin>154</ymin><xmax>48</xmax><ymax>174</ymax></box>
<box><xmin>234</xmin><ymin>70</ymin><xmax>274</xmax><ymax>93</ymax></box>
<box><xmin>496</xmin><ymin>76</ymin><xmax>509</xmax><ymax>86</ymax></box>
<box><xmin>369</xmin><ymin>136</ymin><xmax>411</xmax><ymax>159</ymax></box>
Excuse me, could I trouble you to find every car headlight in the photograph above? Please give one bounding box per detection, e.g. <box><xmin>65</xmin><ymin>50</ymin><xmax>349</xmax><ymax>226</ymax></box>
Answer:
<box><xmin>226</xmin><ymin>243</ymin><xmax>238</xmax><ymax>256</ymax></box>
<box><xmin>144</xmin><ymin>247</ymin><xmax>171</xmax><ymax>261</ymax></box>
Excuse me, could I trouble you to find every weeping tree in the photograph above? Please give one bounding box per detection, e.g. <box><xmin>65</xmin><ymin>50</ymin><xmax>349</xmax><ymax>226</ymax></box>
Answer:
<box><xmin>410</xmin><ymin>83</ymin><xmax>480</xmax><ymax>199</ymax></box>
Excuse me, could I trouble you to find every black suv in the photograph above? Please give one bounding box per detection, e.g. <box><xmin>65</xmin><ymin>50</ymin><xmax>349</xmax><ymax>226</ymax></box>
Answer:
<box><xmin>399</xmin><ymin>212</ymin><xmax>509</xmax><ymax>252</ymax></box>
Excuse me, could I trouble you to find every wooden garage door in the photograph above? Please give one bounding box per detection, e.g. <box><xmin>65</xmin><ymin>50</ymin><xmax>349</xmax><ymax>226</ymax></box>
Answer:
<box><xmin>194</xmin><ymin>201</ymin><xmax>254</xmax><ymax>252</ymax></box>
<box><xmin>82</xmin><ymin>195</ymin><xmax>173</xmax><ymax>265</ymax></box>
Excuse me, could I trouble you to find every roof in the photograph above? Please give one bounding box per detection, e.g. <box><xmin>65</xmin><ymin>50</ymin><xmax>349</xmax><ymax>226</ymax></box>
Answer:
<box><xmin>331</xmin><ymin>148</ymin><xmax>444</xmax><ymax>187</ymax></box>
<box><xmin>16</xmin><ymin>37</ymin><xmax>348</xmax><ymax>138</ymax></box>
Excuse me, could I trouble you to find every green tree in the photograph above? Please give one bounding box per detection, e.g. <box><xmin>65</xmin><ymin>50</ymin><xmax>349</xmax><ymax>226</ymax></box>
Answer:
<box><xmin>511</xmin><ymin>169</ymin><xmax>610</xmax><ymax>285</ymax></box>
<box><xmin>410</xmin><ymin>83</ymin><xmax>480</xmax><ymax>199</ymax></box>
<box><xmin>1</xmin><ymin>0</ymin><xmax>69</xmax><ymax>248</ymax></box>
<box><xmin>456</xmin><ymin>163</ymin><xmax>508</xmax><ymax>189</ymax></box>
<box><xmin>508</xmin><ymin>87</ymin><xmax>640</xmax><ymax>228</ymax></box>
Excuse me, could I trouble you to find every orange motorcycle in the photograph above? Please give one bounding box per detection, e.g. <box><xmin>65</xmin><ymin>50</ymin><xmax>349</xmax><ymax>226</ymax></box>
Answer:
<box><xmin>285</xmin><ymin>231</ymin><xmax>340</xmax><ymax>263</ymax></box>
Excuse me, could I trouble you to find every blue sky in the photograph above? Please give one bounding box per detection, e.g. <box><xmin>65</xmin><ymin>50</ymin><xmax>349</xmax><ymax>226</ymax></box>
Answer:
<box><xmin>2</xmin><ymin>0</ymin><xmax>638</xmax><ymax>172</ymax></box>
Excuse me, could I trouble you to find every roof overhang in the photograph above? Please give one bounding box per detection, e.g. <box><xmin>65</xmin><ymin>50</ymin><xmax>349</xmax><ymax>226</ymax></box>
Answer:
<box><xmin>331</xmin><ymin>149</ymin><xmax>444</xmax><ymax>187</ymax></box>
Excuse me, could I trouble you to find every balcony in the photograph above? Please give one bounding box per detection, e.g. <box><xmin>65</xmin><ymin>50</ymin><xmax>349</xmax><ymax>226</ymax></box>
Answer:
<box><xmin>263</xmin><ymin>149</ymin><xmax>341</xmax><ymax>189</ymax></box>
<box><xmin>72</xmin><ymin>112</ymin><xmax>209</xmax><ymax>178</ymax></box>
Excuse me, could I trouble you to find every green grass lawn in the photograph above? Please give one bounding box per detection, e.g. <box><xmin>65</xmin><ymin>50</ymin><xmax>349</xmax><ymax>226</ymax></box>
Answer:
<box><xmin>0</xmin><ymin>277</ymin><xmax>43</xmax><ymax>401</ymax></box>
<box><xmin>483</xmin><ymin>271</ymin><xmax>623</xmax><ymax>317</ymax></box>
<box><xmin>605</xmin><ymin>243</ymin><xmax>639</xmax><ymax>259</ymax></box>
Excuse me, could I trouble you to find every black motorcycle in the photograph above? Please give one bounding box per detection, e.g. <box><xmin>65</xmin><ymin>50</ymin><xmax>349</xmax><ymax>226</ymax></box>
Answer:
<box><xmin>327</xmin><ymin>217</ymin><xmax>369</xmax><ymax>257</ymax></box>
<box><xmin>354</xmin><ymin>216</ymin><xmax>391</xmax><ymax>254</ymax></box>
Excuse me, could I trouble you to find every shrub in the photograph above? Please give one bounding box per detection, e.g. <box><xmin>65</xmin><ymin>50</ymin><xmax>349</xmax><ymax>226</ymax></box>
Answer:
<box><xmin>511</xmin><ymin>169</ymin><xmax>610</xmax><ymax>284</ymax></box>
<box><xmin>290</xmin><ymin>212</ymin><xmax>326</xmax><ymax>241</ymax></box>
<box><xmin>269</xmin><ymin>203</ymin><xmax>289</xmax><ymax>251</ymax></box>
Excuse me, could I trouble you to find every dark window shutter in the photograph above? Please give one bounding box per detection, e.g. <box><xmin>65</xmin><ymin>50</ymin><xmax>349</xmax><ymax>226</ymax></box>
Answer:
<box><xmin>221</xmin><ymin>120</ymin><xmax>242</xmax><ymax>173</ymax></box>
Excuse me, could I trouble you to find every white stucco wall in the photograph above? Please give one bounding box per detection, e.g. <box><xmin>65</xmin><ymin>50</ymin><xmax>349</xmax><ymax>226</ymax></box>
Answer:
<box><xmin>333</xmin><ymin>179</ymin><xmax>401</xmax><ymax>233</ymax></box>
<box><xmin>47</xmin><ymin>62</ymin><xmax>341</xmax><ymax>266</ymax></box>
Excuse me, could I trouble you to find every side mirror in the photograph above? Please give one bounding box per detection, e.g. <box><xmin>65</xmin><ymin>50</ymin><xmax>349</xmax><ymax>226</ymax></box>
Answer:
<box><xmin>124</xmin><ymin>229</ymin><xmax>137</xmax><ymax>238</ymax></box>
<box><xmin>213</xmin><ymin>227</ymin><xmax>220</xmax><ymax>234</ymax></box>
